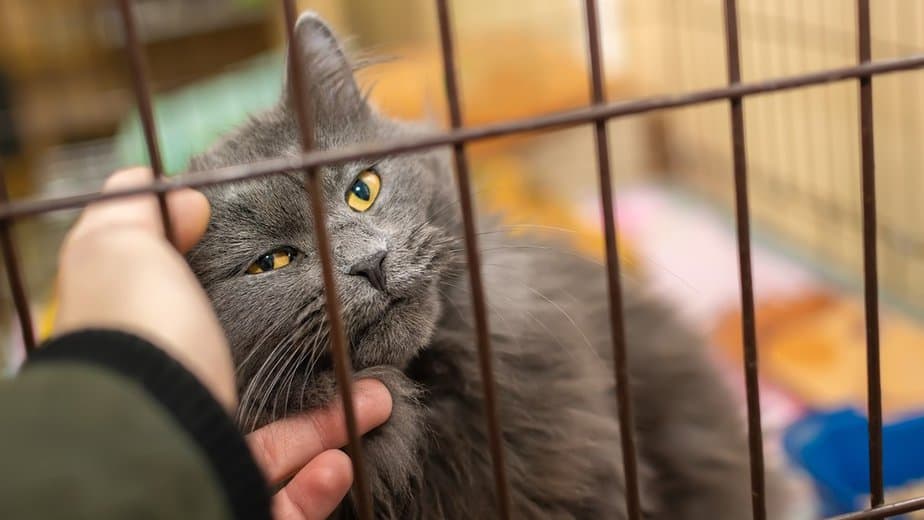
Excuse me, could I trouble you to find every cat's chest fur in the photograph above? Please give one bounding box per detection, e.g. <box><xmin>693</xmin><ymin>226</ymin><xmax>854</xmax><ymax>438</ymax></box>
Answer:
<box><xmin>344</xmin><ymin>234</ymin><xmax>765</xmax><ymax>519</ymax></box>
<box><xmin>374</xmin><ymin>238</ymin><xmax>634</xmax><ymax>518</ymax></box>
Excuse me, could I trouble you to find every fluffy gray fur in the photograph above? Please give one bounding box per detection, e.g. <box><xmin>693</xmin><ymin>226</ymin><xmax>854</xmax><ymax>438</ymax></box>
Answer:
<box><xmin>187</xmin><ymin>12</ymin><xmax>780</xmax><ymax>519</ymax></box>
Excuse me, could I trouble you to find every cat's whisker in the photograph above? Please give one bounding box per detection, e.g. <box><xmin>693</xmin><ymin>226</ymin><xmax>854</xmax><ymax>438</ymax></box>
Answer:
<box><xmin>288</xmin><ymin>325</ymin><xmax>329</xmax><ymax>411</ymax></box>
<box><xmin>279</xmin><ymin>331</ymin><xmax>317</xmax><ymax>420</ymax></box>
<box><xmin>254</xmin><ymin>312</ymin><xmax>327</xmax><ymax>427</ymax></box>
<box><xmin>234</xmin><ymin>300</ymin><xmax>319</xmax><ymax>378</ymax></box>
<box><xmin>239</xmin><ymin>354</ymin><xmax>278</xmax><ymax>428</ymax></box>
<box><xmin>237</xmin><ymin>327</ymin><xmax>292</xmax><ymax>425</ymax></box>
<box><xmin>436</xmin><ymin>287</ymin><xmax>471</xmax><ymax>329</ymax></box>
<box><xmin>522</xmin><ymin>285</ymin><xmax>597</xmax><ymax>361</ymax></box>
<box><xmin>280</xmin><ymin>337</ymin><xmax>323</xmax><ymax>423</ymax></box>
<box><xmin>451</xmin><ymin>243</ymin><xmax>604</xmax><ymax>267</ymax></box>
<box><xmin>481</xmin><ymin>262</ymin><xmax>586</xmax><ymax>309</ymax></box>
<box><xmin>443</xmin><ymin>262</ymin><xmax>598</xmax><ymax>363</ymax></box>
<box><xmin>267</xmin><ymin>333</ymin><xmax>310</xmax><ymax>424</ymax></box>
<box><xmin>297</xmin><ymin>330</ymin><xmax>330</xmax><ymax>406</ymax></box>
<box><xmin>441</xmin><ymin>279</ymin><xmax>576</xmax><ymax>360</ymax></box>
<box><xmin>486</xmin><ymin>264</ymin><xmax>597</xmax><ymax>361</ymax></box>
<box><xmin>478</xmin><ymin>228</ymin><xmax>700</xmax><ymax>297</ymax></box>
<box><xmin>242</xmin><ymin>333</ymin><xmax>301</xmax><ymax>430</ymax></box>
<box><xmin>407</xmin><ymin>186</ymin><xmax>491</xmax><ymax>237</ymax></box>
<box><xmin>234</xmin><ymin>294</ymin><xmax>326</xmax><ymax>387</ymax></box>
<box><xmin>474</xmin><ymin>224</ymin><xmax>579</xmax><ymax>238</ymax></box>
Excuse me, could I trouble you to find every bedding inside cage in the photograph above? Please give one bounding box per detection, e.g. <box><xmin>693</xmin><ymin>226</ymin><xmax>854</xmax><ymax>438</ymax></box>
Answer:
<box><xmin>784</xmin><ymin>408</ymin><xmax>924</xmax><ymax>518</ymax></box>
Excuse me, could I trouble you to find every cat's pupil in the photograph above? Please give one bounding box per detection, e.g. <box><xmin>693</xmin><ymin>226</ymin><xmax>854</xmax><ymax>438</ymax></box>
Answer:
<box><xmin>257</xmin><ymin>254</ymin><xmax>275</xmax><ymax>271</ymax></box>
<box><xmin>351</xmin><ymin>180</ymin><xmax>370</xmax><ymax>201</ymax></box>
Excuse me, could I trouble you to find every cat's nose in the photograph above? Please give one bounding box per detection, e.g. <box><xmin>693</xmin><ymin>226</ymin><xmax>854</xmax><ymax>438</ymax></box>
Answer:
<box><xmin>348</xmin><ymin>250</ymin><xmax>388</xmax><ymax>292</ymax></box>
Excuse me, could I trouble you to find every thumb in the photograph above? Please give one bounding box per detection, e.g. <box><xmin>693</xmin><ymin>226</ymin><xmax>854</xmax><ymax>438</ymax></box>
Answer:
<box><xmin>68</xmin><ymin>168</ymin><xmax>210</xmax><ymax>254</ymax></box>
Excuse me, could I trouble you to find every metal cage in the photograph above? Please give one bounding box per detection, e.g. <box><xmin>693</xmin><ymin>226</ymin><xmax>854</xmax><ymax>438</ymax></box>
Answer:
<box><xmin>2</xmin><ymin>1</ymin><xmax>923</xmax><ymax>519</ymax></box>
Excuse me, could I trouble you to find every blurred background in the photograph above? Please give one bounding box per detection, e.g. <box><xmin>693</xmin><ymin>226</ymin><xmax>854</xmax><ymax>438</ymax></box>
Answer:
<box><xmin>2</xmin><ymin>1</ymin><xmax>924</xmax><ymax>517</ymax></box>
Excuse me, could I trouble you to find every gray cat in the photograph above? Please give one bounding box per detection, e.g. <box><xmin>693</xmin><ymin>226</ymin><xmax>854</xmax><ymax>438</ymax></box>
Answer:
<box><xmin>187</xmin><ymin>12</ymin><xmax>776</xmax><ymax>520</ymax></box>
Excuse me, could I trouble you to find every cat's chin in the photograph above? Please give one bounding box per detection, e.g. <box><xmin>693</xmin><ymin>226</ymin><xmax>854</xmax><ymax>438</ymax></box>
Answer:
<box><xmin>348</xmin><ymin>283</ymin><xmax>442</xmax><ymax>370</ymax></box>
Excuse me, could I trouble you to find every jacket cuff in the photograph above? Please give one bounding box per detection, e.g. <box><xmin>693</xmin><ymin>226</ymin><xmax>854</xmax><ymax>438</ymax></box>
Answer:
<box><xmin>25</xmin><ymin>329</ymin><xmax>270</xmax><ymax>520</ymax></box>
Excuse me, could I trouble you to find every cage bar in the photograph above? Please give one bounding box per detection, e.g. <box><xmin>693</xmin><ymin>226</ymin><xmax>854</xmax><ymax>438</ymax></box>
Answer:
<box><xmin>0</xmin><ymin>2</ymin><xmax>923</xmax><ymax>518</ymax></box>
<box><xmin>433</xmin><ymin>1</ymin><xmax>511</xmax><ymax>518</ymax></box>
<box><xmin>0</xmin><ymin>162</ymin><xmax>34</xmax><ymax>352</ymax></box>
<box><xmin>115</xmin><ymin>0</ymin><xmax>174</xmax><ymax>241</ymax></box>
<box><xmin>829</xmin><ymin>495</ymin><xmax>924</xmax><ymax>519</ymax></box>
<box><xmin>721</xmin><ymin>1</ymin><xmax>766</xmax><ymax>518</ymax></box>
<box><xmin>4</xmin><ymin>54</ymin><xmax>923</xmax><ymax>223</ymax></box>
<box><xmin>280</xmin><ymin>1</ymin><xmax>372</xmax><ymax>518</ymax></box>
<box><xmin>856</xmin><ymin>0</ymin><xmax>885</xmax><ymax>507</ymax></box>
<box><xmin>582</xmin><ymin>1</ymin><xmax>641</xmax><ymax>518</ymax></box>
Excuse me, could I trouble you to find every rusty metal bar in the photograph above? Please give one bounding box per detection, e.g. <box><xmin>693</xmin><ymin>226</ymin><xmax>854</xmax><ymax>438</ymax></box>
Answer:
<box><xmin>115</xmin><ymin>0</ymin><xmax>174</xmax><ymax>242</ymax></box>
<box><xmin>856</xmin><ymin>0</ymin><xmax>884</xmax><ymax>507</ymax></box>
<box><xmin>722</xmin><ymin>1</ymin><xmax>765</xmax><ymax>519</ymax></box>
<box><xmin>434</xmin><ymin>1</ymin><xmax>511</xmax><ymax>517</ymax></box>
<box><xmin>582</xmin><ymin>1</ymin><xmax>641</xmax><ymax>518</ymax></box>
<box><xmin>280</xmin><ymin>2</ymin><xmax>372</xmax><ymax>518</ymax></box>
<box><xmin>830</xmin><ymin>496</ymin><xmax>924</xmax><ymax>520</ymax></box>
<box><xmin>3</xmin><ymin>54</ymin><xmax>924</xmax><ymax>222</ymax></box>
<box><xmin>0</xmin><ymin>163</ymin><xmax>34</xmax><ymax>352</ymax></box>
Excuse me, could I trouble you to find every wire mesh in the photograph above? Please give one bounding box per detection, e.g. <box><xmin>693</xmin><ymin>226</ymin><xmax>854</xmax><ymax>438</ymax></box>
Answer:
<box><xmin>1</xmin><ymin>1</ymin><xmax>923</xmax><ymax>518</ymax></box>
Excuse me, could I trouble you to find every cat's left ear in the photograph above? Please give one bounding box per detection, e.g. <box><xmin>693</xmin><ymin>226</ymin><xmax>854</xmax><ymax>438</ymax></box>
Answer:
<box><xmin>284</xmin><ymin>12</ymin><xmax>369</xmax><ymax>125</ymax></box>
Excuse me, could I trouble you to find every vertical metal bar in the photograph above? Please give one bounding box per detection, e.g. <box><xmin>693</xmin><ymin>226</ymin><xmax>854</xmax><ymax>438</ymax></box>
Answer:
<box><xmin>0</xmin><ymin>163</ymin><xmax>35</xmax><ymax>352</ymax></box>
<box><xmin>722</xmin><ymin>1</ymin><xmax>767</xmax><ymax>519</ymax></box>
<box><xmin>582</xmin><ymin>1</ymin><xmax>641</xmax><ymax>518</ymax></box>
<box><xmin>433</xmin><ymin>1</ymin><xmax>511</xmax><ymax>518</ymax></box>
<box><xmin>280</xmin><ymin>2</ymin><xmax>372</xmax><ymax>518</ymax></box>
<box><xmin>116</xmin><ymin>0</ymin><xmax>173</xmax><ymax>241</ymax></box>
<box><xmin>856</xmin><ymin>0</ymin><xmax>884</xmax><ymax>507</ymax></box>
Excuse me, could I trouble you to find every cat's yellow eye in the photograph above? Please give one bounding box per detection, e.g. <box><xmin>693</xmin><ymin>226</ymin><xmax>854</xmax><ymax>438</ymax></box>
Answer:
<box><xmin>346</xmin><ymin>169</ymin><xmax>381</xmax><ymax>212</ymax></box>
<box><xmin>246</xmin><ymin>247</ymin><xmax>297</xmax><ymax>275</ymax></box>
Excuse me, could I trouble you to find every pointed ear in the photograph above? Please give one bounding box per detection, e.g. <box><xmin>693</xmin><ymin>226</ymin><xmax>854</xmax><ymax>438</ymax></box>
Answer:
<box><xmin>284</xmin><ymin>12</ymin><xmax>369</xmax><ymax>126</ymax></box>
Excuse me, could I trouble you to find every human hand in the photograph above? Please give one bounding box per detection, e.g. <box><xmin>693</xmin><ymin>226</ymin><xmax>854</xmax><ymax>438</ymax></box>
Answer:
<box><xmin>55</xmin><ymin>168</ymin><xmax>236</xmax><ymax>409</ymax></box>
<box><xmin>56</xmin><ymin>169</ymin><xmax>395</xmax><ymax>518</ymax></box>
<box><xmin>247</xmin><ymin>378</ymin><xmax>393</xmax><ymax>519</ymax></box>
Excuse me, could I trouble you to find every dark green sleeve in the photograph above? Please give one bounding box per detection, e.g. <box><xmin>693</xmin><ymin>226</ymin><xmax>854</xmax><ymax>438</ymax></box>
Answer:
<box><xmin>0</xmin><ymin>330</ymin><xmax>271</xmax><ymax>520</ymax></box>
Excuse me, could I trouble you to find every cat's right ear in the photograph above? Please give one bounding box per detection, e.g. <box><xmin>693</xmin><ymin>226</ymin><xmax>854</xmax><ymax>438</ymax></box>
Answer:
<box><xmin>283</xmin><ymin>12</ymin><xmax>369</xmax><ymax>125</ymax></box>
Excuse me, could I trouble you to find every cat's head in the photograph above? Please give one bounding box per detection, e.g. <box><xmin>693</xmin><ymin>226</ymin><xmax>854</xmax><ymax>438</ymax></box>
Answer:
<box><xmin>186</xmin><ymin>12</ymin><xmax>462</xmax><ymax>427</ymax></box>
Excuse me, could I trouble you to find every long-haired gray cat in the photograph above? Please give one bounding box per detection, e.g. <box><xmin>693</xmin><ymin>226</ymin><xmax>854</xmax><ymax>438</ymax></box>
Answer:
<box><xmin>187</xmin><ymin>12</ymin><xmax>780</xmax><ymax>520</ymax></box>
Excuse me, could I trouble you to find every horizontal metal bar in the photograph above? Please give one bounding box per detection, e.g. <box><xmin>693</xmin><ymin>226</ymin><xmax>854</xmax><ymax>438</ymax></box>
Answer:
<box><xmin>829</xmin><ymin>496</ymin><xmax>924</xmax><ymax>520</ymax></box>
<box><xmin>2</xmin><ymin>54</ymin><xmax>923</xmax><ymax>221</ymax></box>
